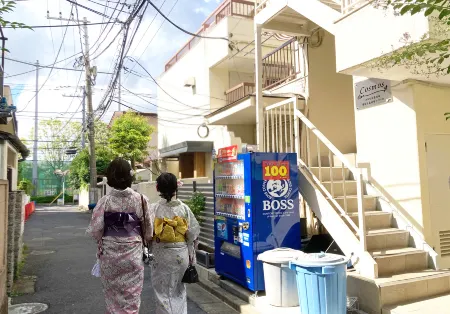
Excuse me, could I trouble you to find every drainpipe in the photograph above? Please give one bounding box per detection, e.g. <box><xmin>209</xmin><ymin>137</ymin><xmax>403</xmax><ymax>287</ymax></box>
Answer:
<box><xmin>254</xmin><ymin>23</ymin><xmax>264</xmax><ymax>150</ymax></box>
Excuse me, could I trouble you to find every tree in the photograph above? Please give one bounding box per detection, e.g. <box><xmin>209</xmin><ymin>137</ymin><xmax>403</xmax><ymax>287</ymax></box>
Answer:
<box><xmin>0</xmin><ymin>1</ymin><xmax>31</xmax><ymax>30</ymax></box>
<box><xmin>376</xmin><ymin>0</ymin><xmax>450</xmax><ymax>78</ymax></box>
<box><xmin>31</xmin><ymin>119</ymin><xmax>82</xmax><ymax>174</ymax></box>
<box><xmin>109</xmin><ymin>112</ymin><xmax>154</xmax><ymax>169</ymax></box>
<box><xmin>67</xmin><ymin>147</ymin><xmax>113</xmax><ymax>190</ymax></box>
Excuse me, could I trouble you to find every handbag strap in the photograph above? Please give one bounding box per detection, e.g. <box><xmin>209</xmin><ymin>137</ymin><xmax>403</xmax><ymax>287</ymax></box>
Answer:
<box><xmin>140</xmin><ymin>194</ymin><xmax>148</xmax><ymax>247</ymax></box>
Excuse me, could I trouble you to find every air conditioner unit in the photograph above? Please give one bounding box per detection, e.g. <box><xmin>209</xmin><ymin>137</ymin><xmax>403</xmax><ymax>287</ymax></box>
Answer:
<box><xmin>196</xmin><ymin>249</ymin><xmax>215</xmax><ymax>268</ymax></box>
<box><xmin>184</xmin><ymin>77</ymin><xmax>196</xmax><ymax>87</ymax></box>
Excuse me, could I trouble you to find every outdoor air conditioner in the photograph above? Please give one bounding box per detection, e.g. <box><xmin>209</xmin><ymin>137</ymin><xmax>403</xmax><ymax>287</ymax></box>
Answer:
<box><xmin>184</xmin><ymin>77</ymin><xmax>196</xmax><ymax>87</ymax></box>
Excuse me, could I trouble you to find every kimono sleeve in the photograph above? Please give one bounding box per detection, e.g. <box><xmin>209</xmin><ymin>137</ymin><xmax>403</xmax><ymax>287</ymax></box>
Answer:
<box><xmin>184</xmin><ymin>203</ymin><xmax>200</xmax><ymax>244</ymax></box>
<box><xmin>142</xmin><ymin>196</ymin><xmax>155</xmax><ymax>243</ymax></box>
<box><xmin>86</xmin><ymin>196</ymin><xmax>107</xmax><ymax>241</ymax></box>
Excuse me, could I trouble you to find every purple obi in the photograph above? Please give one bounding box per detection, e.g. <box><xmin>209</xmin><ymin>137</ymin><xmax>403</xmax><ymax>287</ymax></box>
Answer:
<box><xmin>103</xmin><ymin>212</ymin><xmax>142</xmax><ymax>237</ymax></box>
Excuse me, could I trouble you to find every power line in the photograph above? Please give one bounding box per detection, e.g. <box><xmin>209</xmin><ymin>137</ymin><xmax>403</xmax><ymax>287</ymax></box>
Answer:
<box><xmin>65</xmin><ymin>0</ymin><xmax>123</xmax><ymax>21</ymax></box>
<box><xmin>5</xmin><ymin>57</ymin><xmax>114</xmax><ymax>74</ymax></box>
<box><xmin>145</xmin><ymin>0</ymin><xmax>228</xmax><ymax>41</ymax></box>
<box><xmin>3</xmin><ymin>21</ymin><xmax>117</xmax><ymax>28</ymax></box>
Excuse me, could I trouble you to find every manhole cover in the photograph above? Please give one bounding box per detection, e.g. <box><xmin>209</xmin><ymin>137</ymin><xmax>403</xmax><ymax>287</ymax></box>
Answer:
<box><xmin>29</xmin><ymin>250</ymin><xmax>55</xmax><ymax>255</ymax></box>
<box><xmin>31</xmin><ymin>237</ymin><xmax>53</xmax><ymax>241</ymax></box>
<box><xmin>9</xmin><ymin>303</ymin><xmax>48</xmax><ymax>314</ymax></box>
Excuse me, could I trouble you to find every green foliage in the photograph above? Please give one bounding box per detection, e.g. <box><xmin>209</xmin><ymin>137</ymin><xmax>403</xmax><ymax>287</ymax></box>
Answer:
<box><xmin>109</xmin><ymin>112</ymin><xmax>154</xmax><ymax>169</ymax></box>
<box><xmin>31</xmin><ymin>194</ymin><xmax>73</xmax><ymax>204</ymax></box>
<box><xmin>184</xmin><ymin>192</ymin><xmax>205</xmax><ymax>223</ymax></box>
<box><xmin>18</xmin><ymin>179</ymin><xmax>34</xmax><ymax>195</ymax></box>
<box><xmin>68</xmin><ymin>147</ymin><xmax>113</xmax><ymax>190</ymax></box>
<box><xmin>375</xmin><ymin>0</ymin><xmax>450</xmax><ymax>77</ymax></box>
<box><xmin>0</xmin><ymin>1</ymin><xmax>32</xmax><ymax>34</ymax></box>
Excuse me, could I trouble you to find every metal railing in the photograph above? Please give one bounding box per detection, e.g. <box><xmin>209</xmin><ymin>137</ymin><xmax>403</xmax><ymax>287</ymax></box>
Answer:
<box><xmin>165</xmin><ymin>0</ymin><xmax>255</xmax><ymax>72</ymax></box>
<box><xmin>341</xmin><ymin>0</ymin><xmax>368</xmax><ymax>14</ymax></box>
<box><xmin>262</xmin><ymin>38</ymin><xmax>302</xmax><ymax>90</ymax></box>
<box><xmin>263</xmin><ymin>97</ymin><xmax>367</xmax><ymax>251</ymax></box>
<box><xmin>225</xmin><ymin>82</ymin><xmax>255</xmax><ymax>106</ymax></box>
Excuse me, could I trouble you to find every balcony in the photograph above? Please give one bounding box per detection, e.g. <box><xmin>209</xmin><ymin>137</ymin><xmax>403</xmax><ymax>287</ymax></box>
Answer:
<box><xmin>262</xmin><ymin>37</ymin><xmax>305</xmax><ymax>91</ymax></box>
<box><xmin>164</xmin><ymin>0</ymin><xmax>255</xmax><ymax>72</ymax></box>
<box><xmin>225</xmin><ymin>82</ymin><xmax>255</xmax><ymax>106</ymax></box>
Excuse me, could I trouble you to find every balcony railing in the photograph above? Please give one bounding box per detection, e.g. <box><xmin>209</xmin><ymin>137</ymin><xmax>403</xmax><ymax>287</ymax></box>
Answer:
<box><xmin>262</xmin><ymin>37</ymin><xmax>302</xmax><ymax>90</ymax></box>
<box><xmin>164</xmin><ymin>0</ymin><xmax>255</xmax><ymax>72</ymax></box>
<box><xmin>225</xmin><ymin>82</ymin><xmax>255</xmax><ymax>106</ymax></box>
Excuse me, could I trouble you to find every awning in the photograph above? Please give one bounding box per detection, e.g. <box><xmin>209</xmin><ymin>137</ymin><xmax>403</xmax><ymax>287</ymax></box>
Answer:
<box><xmin>0</xmin><ymin>131</ymin><xmax>30</xmax><ymax>160</ymax></box>
<box><xmin>159</xmin><ymin>141</ymin><xmax>213</xmax><ymax>158</ymax></box>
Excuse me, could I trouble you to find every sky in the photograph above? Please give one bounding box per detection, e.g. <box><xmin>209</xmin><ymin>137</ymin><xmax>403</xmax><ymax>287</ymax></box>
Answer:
<box><xmin>3</xmin><ymin>0</ymin><xmax>222</xmax><ymax>146</ymax></box>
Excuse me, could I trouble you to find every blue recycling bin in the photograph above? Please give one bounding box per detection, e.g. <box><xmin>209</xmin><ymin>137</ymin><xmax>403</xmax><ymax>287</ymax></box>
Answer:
<box><xmin>289</xmin><ymin>253</ymin><xmax>348</xmax><ymax>314</ymax></box>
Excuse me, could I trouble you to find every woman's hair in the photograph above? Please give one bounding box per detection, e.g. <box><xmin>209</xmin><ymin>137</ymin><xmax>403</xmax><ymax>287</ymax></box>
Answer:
<box><xmin>106</xmin><ymin>158</ymin><xmax>133</xmax><ymax>190</ymax></box>
<box><xmin>156</xmin><ymin>172</ymin><xmax>178</xmax><ymax>202</ymax></box>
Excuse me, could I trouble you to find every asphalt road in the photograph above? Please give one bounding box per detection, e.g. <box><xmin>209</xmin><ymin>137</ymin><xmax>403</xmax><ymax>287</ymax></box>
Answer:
<box><xmin>11</xmin><ymin>205</ymin><xmax>207</xmax><ymax>314</ymax></box>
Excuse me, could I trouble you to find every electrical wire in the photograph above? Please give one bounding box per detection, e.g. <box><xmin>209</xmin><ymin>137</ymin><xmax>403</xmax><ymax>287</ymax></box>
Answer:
<box><xmin>3</xmin><ymin>21</ymin><xmax>117</xmax><ymax>28</ymax></box>
<box><xmin>66</xmin><ymin>0</ymin><xmax>123</xmax><ymax>21</ymax></box>
<box><xmin>18</xmin><ymin>5</ymin><xmax>75</xmax><ymax>113</ymax></box>
<box><xmin>123</xmin><ymin>0</ymin><xmax>178</xmax><ymax>84</ymax></box>
<box><xmin>5</xmin><ymin>57</ymin><xmax>113</xmax><ymax>74</ymax></box>
<box><xmin>145</xmin><ymin>0</ymin><xmax>228</xmax><ymax>41</ymax></box>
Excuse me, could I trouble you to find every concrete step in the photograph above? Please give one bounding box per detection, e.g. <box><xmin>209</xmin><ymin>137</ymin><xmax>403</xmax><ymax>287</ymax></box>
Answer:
<box><xmin>198</xmin><ymin>235</ymin><xmax>214</xmax><ymax>248</ymax></box>
<box><xmin>334</xmin><ymin>195</ymin><xmax>378</xmax><ymax>212</ymax></box>
<box><xmin>382</xmin><ymin>292</ymin><xmax>450</xmax><ymax>314</ymax></box>
<box><xmin>310</xmin><ymin>167</ymin><xmax>351</xmax><ymax>181</ymax></box>
<box><xmin>366</xmin><ymin>228</ymin><xmax>410</xmax><ymax>251</ymax></box>
<box><xmin>349</xmin><ymin>211</ymin><xmax>392</xmax><ymax>230</ymax></box>
<box><xmin>323</xmin><ymin>180</ymin><xmax>357</xmax><ymax>197</ymax></box>
<box><xmin>371</xmin><ymin>247</ymin><xmax>428</xmax><ymax>277</ymax></box>
<box><xmin>348</xmin><ymin>270</ymin><xmax>450</xmax><ymax>313</ymax></box>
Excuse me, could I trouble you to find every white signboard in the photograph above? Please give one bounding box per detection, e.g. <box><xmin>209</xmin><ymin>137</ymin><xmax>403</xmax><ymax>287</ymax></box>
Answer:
<box><xmin>355</xmin><ymin>78</ymin><xmax>392</xmax><ymax>110</ymax></box>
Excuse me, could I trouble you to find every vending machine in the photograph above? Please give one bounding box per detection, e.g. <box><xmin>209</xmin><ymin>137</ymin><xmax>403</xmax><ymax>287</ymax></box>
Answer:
<box><xmin>214</xmin><ymin>146</ymin><xmax>301</xmax><ymax>291</ymax></box>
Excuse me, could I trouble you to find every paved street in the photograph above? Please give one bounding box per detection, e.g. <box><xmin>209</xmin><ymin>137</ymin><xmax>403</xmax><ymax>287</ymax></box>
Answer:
<box><xmin>11</xmin><ymin>205</ymin><xmax>208</xmax><ymax>314</ymax></box>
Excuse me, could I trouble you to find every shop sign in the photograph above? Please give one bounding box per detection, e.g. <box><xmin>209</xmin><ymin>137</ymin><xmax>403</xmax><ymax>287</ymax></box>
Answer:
<box><xmin>217</xmin><ymin>145</ymin><xmax>238</xmax><ymax>162</ymax></box>
<box><xmin>355</xmin><ymin>78</ymin><xmax>392</xmax><ymax>110</ymax></box>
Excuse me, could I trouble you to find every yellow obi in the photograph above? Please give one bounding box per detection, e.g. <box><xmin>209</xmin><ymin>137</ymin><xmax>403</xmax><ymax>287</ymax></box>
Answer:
<box><xmin>154</xmin><ymin>216</ymin><xmax>188</xmax><ymax>243</ymax></box>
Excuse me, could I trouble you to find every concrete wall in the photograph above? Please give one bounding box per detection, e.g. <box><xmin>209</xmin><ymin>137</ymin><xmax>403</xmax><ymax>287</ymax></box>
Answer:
<box><xmin>335</xmin><ymin>5</ymin><xmax>431</xmax><ymax>73</ymax></box>
<box><xmin>307</xmin><ymin>30</ymin><xmax>357</xmax><ymax>165</ymax></box>
<box><xmin>0</xmin><ymin>181</ymin><xmax>8</xmax><ymax>313</ymax></box>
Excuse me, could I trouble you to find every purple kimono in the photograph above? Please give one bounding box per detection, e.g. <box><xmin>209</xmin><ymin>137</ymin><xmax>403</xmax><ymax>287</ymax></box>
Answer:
<box><xmin>87</xmin><ymin>188</ymin><xmax>153</xmax><ymax>314</ymax></box>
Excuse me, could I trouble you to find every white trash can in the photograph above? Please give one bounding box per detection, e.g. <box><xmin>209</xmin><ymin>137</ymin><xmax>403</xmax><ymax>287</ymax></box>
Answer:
<box><xmin>257</xmin><ymin>248</ymin><xmax>306</xmax><ymax>307</ymax></box>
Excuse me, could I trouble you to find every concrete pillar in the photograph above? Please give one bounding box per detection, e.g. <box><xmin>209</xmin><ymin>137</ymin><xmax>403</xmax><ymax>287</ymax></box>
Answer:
<box><xmin>13</xmin><ymin>191</ymin><xmax>24</xmax><ymax>273</ymax></box>
<box><xmin>254</xmin><ymin>23</ymin><xmax>264</xmax><ymax>150</ymax></box>
<box><xmin>6</xmin><ymin>192</ymin><xmax>16</xmax><ymax>293</ymax></box>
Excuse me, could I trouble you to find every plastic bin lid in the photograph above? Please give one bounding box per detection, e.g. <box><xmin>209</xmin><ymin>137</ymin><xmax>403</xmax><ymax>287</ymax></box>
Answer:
<box><xmin>257</xmin><ymin>248</ymin><xmax>307</xmax><ymax>264</ymax></box>
<box><xmin>291</xmin><ymin>252</ymin><xmax>348</xmax><ymax>267</ymax></box>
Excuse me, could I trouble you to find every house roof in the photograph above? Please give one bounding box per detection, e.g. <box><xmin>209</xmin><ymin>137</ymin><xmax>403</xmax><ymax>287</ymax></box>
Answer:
<box><xmin>0</xmin><ymin>131</ymin><xmax>30</xmax><ymax>160</ymax></box>
<box><xmin>159</xmin><ymin>141</ymin><xmax>213</xmax><ymax>158</ymax></box>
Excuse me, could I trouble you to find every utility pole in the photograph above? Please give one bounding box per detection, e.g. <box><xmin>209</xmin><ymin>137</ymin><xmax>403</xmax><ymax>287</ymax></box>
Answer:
<box><xmin>118</xmin><ymin>66</ymin><xmax>121</xmax><ymax>111</ymax></box>
<box><xmin>48</xmin><ymin>13</ymin><xmax>97</xmax><ymax>203</ymax></box>
<box><xmin>32</xmin><ymin>61</ymin><xmax>39</xmax><ymax>196</ymax></box>
<box><xmin>62</xmin><ymin>86</ymin><xmax>86</xmax><ymax>149</ymax></box>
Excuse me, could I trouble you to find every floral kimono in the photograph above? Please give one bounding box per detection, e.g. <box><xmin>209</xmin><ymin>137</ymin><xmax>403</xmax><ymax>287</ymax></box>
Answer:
<box><xmin>149</xmin><ymin>198</ymin><xmax>200</xmax><ymax>314</ymax></box>
<box><xmin>87</xmin><ymin>188</ymin><xmax>153</xmax><ymax>314</ymax></box>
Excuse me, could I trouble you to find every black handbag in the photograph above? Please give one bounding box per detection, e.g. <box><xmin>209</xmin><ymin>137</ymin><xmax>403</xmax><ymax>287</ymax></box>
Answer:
<box><xmin>181</xmin><ymin>264</ymin><xmax>199</xmax><ymax>284</ymax></box>
<box><xmin>140</xmin><ymin>195</ymin><xmax>152</xmax><ymax>265</ymax></box>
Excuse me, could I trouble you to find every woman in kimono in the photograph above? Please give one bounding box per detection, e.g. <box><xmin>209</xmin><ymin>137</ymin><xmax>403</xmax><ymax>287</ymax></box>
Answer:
<box><xmin>87</xmin><ymin>158</ymin><xmax>153</xmax><ymax>314</ymax></box>
<box><xmin>150</xmin><ymin>173</ymin><xmax>200</xmax><ymax>314</ymax></box>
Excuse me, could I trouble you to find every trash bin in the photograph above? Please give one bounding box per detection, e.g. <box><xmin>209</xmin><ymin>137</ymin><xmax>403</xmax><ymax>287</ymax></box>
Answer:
<box><xmin>289</xmin><ymin>252</ymin><xmax>349</xmax><ymax>314</ymax></box>
<box><xmin>257</xmin><ymin>248</ymin><xmax>307</xmax><ymax>307</ymax></box>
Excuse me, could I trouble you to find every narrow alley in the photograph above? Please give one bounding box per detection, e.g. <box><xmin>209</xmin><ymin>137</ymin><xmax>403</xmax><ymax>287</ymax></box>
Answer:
<box><xmin>9</xmin><ymin>205</ymin><xmax>232</xmax><ymax>314</ymax></box>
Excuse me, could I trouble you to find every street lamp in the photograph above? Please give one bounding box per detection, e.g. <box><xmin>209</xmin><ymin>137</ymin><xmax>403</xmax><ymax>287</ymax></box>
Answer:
<box><xmin>54</xmin><ymin>169</ymin><xmax>69</xmax><ymax>205</ymax></box>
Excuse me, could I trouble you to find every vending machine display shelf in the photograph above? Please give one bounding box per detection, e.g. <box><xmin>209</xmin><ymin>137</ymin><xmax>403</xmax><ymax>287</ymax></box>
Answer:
<box><xmin>215</xmin><ymin>193</ymin><xmax>245</xmax><ymax>199</ymax></box>
<box><xmin>215</xmin><ymin>212</ymin><xmax>245</xmax><ymax>220</ymax></box>
<box><xmin>215</xmin><ymin>175</ymin><xmax>244</xmax><ymax>180</ymax></box>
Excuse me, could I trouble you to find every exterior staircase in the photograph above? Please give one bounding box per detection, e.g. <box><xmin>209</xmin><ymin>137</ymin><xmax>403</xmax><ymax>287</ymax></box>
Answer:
<box><xmin>263</xmin><ymin>97</ymin><xmax>449</xmax><ymax>313</ymax></box>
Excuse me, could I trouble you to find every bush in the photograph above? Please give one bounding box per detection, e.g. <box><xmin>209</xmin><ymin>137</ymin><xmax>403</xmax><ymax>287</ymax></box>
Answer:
<box><xmin>184</xmin><ymin>192</ymin><xmax>205</xmax><ymax>223</ymax></box>
<box><xmin>18</xmin><ymin>179</ymin><xmax>34</xmax><ymax>195</ymax></box>
<box><xmin>31</xmin><ymin>194</ymin><xmax>74</xmax><ymax>204</ymax></box>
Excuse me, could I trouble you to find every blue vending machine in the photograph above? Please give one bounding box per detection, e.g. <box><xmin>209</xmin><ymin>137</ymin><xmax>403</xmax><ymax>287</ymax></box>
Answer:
<box><xmin>214</xmin><ymin>147</ymin><xmax>301</xmax><ymax>291</ymax></box>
